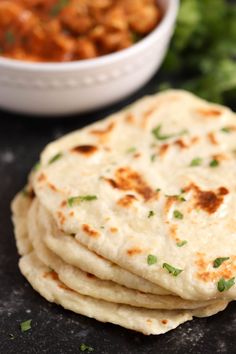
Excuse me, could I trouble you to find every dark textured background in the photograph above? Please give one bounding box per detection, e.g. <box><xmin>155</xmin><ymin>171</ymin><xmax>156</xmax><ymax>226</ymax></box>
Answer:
<box><xmin>1</xmin><ymin>69</ymin><xmax>236</xmax><ymax>354</ymax></box>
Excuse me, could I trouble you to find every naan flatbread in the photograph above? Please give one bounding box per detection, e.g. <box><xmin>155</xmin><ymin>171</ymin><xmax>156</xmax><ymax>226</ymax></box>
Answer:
<box><xmin>32</xmin><ymin>90</ymin><xmax>236</xmax><ymax>301</ymax></box>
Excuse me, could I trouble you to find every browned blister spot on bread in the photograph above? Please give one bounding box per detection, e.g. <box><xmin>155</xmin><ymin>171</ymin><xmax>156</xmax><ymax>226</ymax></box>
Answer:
<box><xmin>127</xmin><ymin>247</ymin><xmax>142</xmax><ymax>256</ymax></box>
<box><xmin>125</xmin><ymin>113</ymin><xmax>136</xmax><ymax>124</ymax></box>
<box><xmin>90</xmin><ymin>122</ymin><xmax>115</xmax><ymax>140</ymax></box>
<box><xmin>43</xmin><ymin>271</ymin><xmax>75</xmax><ymax>291</ymax></box>
<box><xmin>48</xmin><ymin>183</ymin><xmax>58</xmax><ymax>192</ymax></box>
<box><xmin>105</xmin><ymin>167</ymin><xmax>156</xmax><ymax>201</ymax></box>
<box><xmin>71</xmin><ymin>145</ymin><xmax>98</xmax><ymax>156</ymax></box>
<box><xmin>196</xmin><ymin>108</ymin><xmax>222</xmax><ymax>118</ymax></box>
<box><xmin>195</xmin><ymin>253</ymin><xmax>236</xmax><ymax>282</ymax></box>
<box><xmin>174</xmin><ymin>139</ymin><xmax>188</xmax><ymax>149</ymax></box>
<box><xmin>82</xmin><ymin>224</ymin><xmax>100</xmax><ymax>238</ymax></box>
<box><xmin>161</xmin><ymin>320</ymin><xmax>168</xmax><ymax>325</ymax></box>
<box><xmin>159</xmin><ymin>144</ymin><xmax>170</xmax><ymax>157</ymax></box>
<box><xmin>184</xmin><ymin>183</ymin><xmax>229</xmax><ymax>214</ymax></box>
<box><xmin>57</xmin><ymin>211</ymin><xmax>66</xmax><ymax>225</ymax></box>
<box><xmin>37</xmin><ymin>173</ymin><xmax>47</xmax><ymax>183</ymax></box>
<box><xmin>208</xmin><ymin>132</ymin><xmax>218</xmax><ymax>145</ymax></box>
<box><xmin>117</xmin><ymin>194</ymin><xmax>137</xmax><ymax>208</ymax></box>
<box><xmin>110</xmin><ymin>227</ymin><xmax>118</xmax><ymax>233</ymax></box>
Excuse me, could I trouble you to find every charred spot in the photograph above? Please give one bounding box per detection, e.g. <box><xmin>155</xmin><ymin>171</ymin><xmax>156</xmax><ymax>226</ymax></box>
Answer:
<box><xmin>218</xmin><ymin>187</ymin><xmax>229</xmax><ymax>196</ymax></box>
<box><xmin>196</xmin><ymin>108</ymin><xmax>222</xmax><ymax>117</ymax></box>
<box><xmin>48</xmin><ymin>183</ymin><xmax>58</xmax><ymax>192</ymax></box>
<box><xmin>57</xmin><ymin>211</ymin><xmax>66</xmax><ymax>225</ymax></box>
<box><xmin>127</xmin><ymin>247</ymin><xmax>142</xmax><ymax>256</ymax></box>
<box><xmin>184</xmin><ymin>183</ymin><xmax>229</xmax><ymax>214</ymax></box>
<box><xmin>71</xmin><ymin>145</ymin><xmax>98</xmax><ymax>155</ymax></box>
<box><xmin>159</xmin><ymin>144</ymin><xmax>170</xmax><ymax>157</ymax></box>
<box><xmin>208</xmin><ymin>132</ymin><xmax>218</xmax><ymax>145</ymax></box>
<box><xmin>133</xmin><ymin>152</ymin><xmax>141</xmax><ymax>159</ymax></box>
<box><xmin>82</xmin><ymin>224</ymin><xmax>100</xmax><ymax>238</ymax></box>
<box><xmin>90</xmin><ymin>122</ymin><xmax>115</xmax><ymax>136</ymax></box>
<box><xmin>125</xmin><ymin>113</ymin><xmax>135</xmax><ymax>124</ymax></box>
<box><xmin>195</xmin><ymin>253</ymin><xmax>234</xmax><ymax>282</ymax></box>
<box><xmin>161</xmin><ymin>320</ymin><xmax>168</xmax><ymax>325</ymax></box>
<box><xmin>37</xmin><ymin>173</ymin><xmax>46</xmax><ymax>182</ymax></box>
<box><xmin>86</xmin><ymin>273</ymin><xmax>95</xmax><ymax>279</ymax></box>
<box><xmin>117</xmin><ymin>194</ymin><xmax>137</xmax><ymax>208</ymax></box>
<box><xmin>110</xmin><ymin>227</ymin><xmax>118</xmax><ymax>233</ymax></box>
<box><xmin>111</xmin><ymin>167</ymin><xmax>156</xmax><ymax>201</ymax></box>
<box><xmin>104</xmin><ymin>178</ymin><xmax>119</xmax><ymax>189</ymax></box>
<box><xmin>43</xmin><ymin>270</ymin><xmax>58</xmax><ymax>281</ymax></box>
<box><xmin>174</xmin><ymin>139</ymin><xmax>188</xmax><ymax>149</ymax></box>
<box><xmin>60</xmin><ymin>200</ymin><xmax>67</xmax><ymax>208</ymax></box>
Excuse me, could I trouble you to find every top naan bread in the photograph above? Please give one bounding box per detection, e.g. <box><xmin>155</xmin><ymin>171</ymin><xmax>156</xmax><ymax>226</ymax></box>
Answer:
<box><xmin>32</xmin><ymin>90</ymin><xmax>236</xmax><ymax>301</ymax></box>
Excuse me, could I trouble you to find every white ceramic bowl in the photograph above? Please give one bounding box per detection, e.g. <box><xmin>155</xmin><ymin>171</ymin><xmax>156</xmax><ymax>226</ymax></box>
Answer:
<box><xmin>0</xmin><ymin>0</ymin><xmax>179</xmax><ymax>116</ymax></box>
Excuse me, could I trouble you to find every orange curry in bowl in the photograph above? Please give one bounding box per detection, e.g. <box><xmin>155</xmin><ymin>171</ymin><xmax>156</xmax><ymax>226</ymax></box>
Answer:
<box><xmin>0</xmin><ymin>0</ymin><xmax>162</xmax><ymax>63</ymax></box>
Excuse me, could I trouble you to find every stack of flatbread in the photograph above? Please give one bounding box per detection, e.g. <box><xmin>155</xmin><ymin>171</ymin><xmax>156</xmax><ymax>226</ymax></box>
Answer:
<box><xmin>12</xmin><ymin>90</ymin><xmax>236</xmax><ymax>335</ymax></box>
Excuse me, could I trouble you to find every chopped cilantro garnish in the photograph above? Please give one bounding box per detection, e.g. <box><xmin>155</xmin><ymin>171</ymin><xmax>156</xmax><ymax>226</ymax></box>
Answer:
<box><xmin>51</xmin><ymin>0</ymin><xmax>69</xmax><ymax>16</ymax></box>
<box><xmin>217</xmin><ymin>277</ymin><xmax>235</xmax><ymax>292</ymax></box>
<box><xmin>162</xmin><ymin>263</ymin><xmax>183</xmax><ymax>276</ymax></box>
<box><xmin>48</xmin><ymin>153</ymin><xmax>63</xmax><ymax>164</ymax></box>
<box><xmin>68</xmin><ymin>195</ymin><xmax>97</xmax><ymax>207</ymax></box>
<box><xmin>20</xmin><ymin>319</ymin><xmax>32</xmax><ymax>333</ymax></box>
<box><xmin>190</xmin><ymin>157</ymin><xmax>202</xmax><ymax>167</ymax></box>
<box><xmin>151</xmin><ymin>154</ymin><xmax>156</xmax><ymax>162</ymax></box>
<box><xmin>5</xmin><ymin>30</ymin><xmax>15</xmax><ymax>44</ymax></box>
<box><xmin>173</xmin><ymin>210</ymin><xmax>184</xmax><ymax>220</ymax></box>
<box><xmin>221</xmin><ymin>127</ymin><xmax>231</xmax><ymax>133</ymax></box>
<box><xmin>33</xmin><ymin>162</ymin><xmax>41</xmax><ymax>171</ymax></box>
<box><xmin>147</xmin><ymin>254</ymin><xmax>157</xmax><ymax>265</ymax></box>
<box><xmin>176</xmin><ymin>240</ymin><xmax>187</xmax><ymax>247</ymax></box>
<box><xmin>156</xmin><ymin>188</ymin><xmax>161</xmax><ymax>192</ymax></box>
<box><xmin>152</xmin><ymin>124</ymin><xmax>188</xmax><ymax>141</ymax></box>
<box><xmin>209</xmin><ymin>159</ymin><xmax>219</xmax><ymax>167</ymax></box>
<box><xmin>126</xmin><ymin>147</ymin><xmax>136</xmax><ymax>154</ymax></box>
<box><xmin>79</xmin><ymin>343</ymin><xmax>94</xmax><ymax>352</ymax></box>
<box><xmin>148</xmin><ymin>210</ymin><xmax>155</xmax><ymax>218</ymax></box>
<box><xmin>213</xmin><ymin>257</ymin><xmax>230</xmax><ymax>268</ymax></box>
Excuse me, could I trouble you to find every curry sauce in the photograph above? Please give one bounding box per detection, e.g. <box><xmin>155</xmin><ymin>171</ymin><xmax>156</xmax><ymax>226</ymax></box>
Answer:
<box><xmin>0</xmin><ymin>0</ymin><xmax>162</xmax><ymax>62</ymax></box>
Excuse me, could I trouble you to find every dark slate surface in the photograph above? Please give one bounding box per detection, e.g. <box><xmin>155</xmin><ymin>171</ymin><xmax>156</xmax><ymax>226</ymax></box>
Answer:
<box><xmin>0</xmin><ymin>72</ymin><xmax>236</xmax><ymax>354</ymax></box>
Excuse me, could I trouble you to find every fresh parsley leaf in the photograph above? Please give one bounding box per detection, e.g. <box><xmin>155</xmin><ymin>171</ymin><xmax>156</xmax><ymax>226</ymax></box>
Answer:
<box><xmin>217</xmin><ymin>277</ymin><xmax>235</xmax><ymax>292</ymax></box>
<box><xmin>190</xmin><ymin>157</ymin><xmax>203</xmax><ymax>167</ymax></box>
<box><xmin>209</xmin><ymin>159</ymin><xmax>219</xmax><ymax>167</ymax></box>
<box><xmin>173</xmin><ymin>210</ymin><xmax>184</xmax><ymax>220</ymax></box>
<box><xmin>147</xmin><ymin>254</ymin><xmax>157</xmax><ymax>265</ymax></box>
<box><xmin>162</xmin><ymin>263</ymin><xmax>183</xmax><ymax>276</ymax></box>
<box><xmin>213</xmin><ymin>257</ymin><xmax>230</xmax><ymax>268</ymax></box>
<box><xmin>161</xmin><ymin>0</ymin><xmax>236</xmax><ymax>105</ymax></box>
<box><xmin>20</xmin><ymin>319</ymin><xmax>32</xmax><ymax>333</ymax></box>
<box><xmin>79</xmin><ymin>343</ymin><xmax>94</xmax><ymax>352</ymax></box>
<box><xmin>126</xmin><ymin>147</ymin><xmax>136</xmax><ymax>154</ymax></box>
<box><xmin>176</xmin><ymin>240</ymin><xmax>187</xmax><ymax>247</ymax></box>
<box><xmin>48</xmin><ymin>153</ymin><xmax>63</xmax><ymax>164</ymax></box>
<box><xmin>148</xmin><ymin>210</ymin><xmax>155</xmax><ymax>218</ymax></box>
<box><xmin>68</xmin><ymin>195</ymin><xmax>97</xmax><ymax>207</ymax></box>
<box><xmin>152</xmin><ymin>124</ymin><xmax>188</xmax><ymax>141</ymax></box>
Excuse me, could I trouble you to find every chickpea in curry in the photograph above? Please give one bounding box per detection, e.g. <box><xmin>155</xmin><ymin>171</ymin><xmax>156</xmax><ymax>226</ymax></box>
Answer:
<box><xmin>0</xmin><ymin>0</ymin><xmax>162</xmax><ymax>62</ymax></box>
